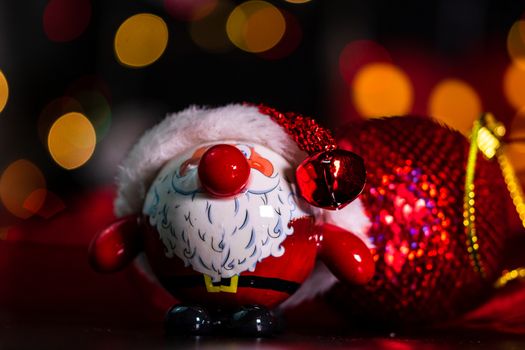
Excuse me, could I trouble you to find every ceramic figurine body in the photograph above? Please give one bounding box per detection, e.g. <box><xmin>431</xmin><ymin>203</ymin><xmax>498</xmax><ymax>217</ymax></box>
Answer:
<box><xmin>143</xmin><ymin>142</ymin><xmax>317</xmax><ymax>309</ymax></box>
<box><xmin>89</xmin><ymin>104</ymin><xmax>374</xmax><ymax>336</ymax></box>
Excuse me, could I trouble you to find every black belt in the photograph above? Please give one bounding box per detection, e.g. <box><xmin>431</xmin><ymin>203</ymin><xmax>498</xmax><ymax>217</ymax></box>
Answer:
<box><xmin>162</xmin><ymin>275</ymin><xmax>300</xmax><ymax>295</ymax></box>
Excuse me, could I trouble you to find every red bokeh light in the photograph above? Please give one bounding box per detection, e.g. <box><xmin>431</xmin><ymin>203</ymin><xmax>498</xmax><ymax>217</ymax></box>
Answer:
<box><xmin>43</xmin><ymin>0</ymin><xmax>92</xmax><ymax>42</ymax></box>
<box><xmin>164</xmin><ymin>0</ymin><xmax>217</xmax><ymax>21</ymax></box>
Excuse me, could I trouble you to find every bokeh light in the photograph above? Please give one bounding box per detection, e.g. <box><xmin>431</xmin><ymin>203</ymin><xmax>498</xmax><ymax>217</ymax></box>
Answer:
<box><xmin>258</xmin><ymin>10</ymin><xmax>302</xmax><ymax>60</ymax></box>
<box><xmin>509</xmin><ymin>108</ymin><xmax>525</xmax><ymax>148</ymax></box>
<box><xmin>507</xmin><ymin>108</ymin><xmax>525</xmax><ymax>184</ymax></box>
<box><xmin>43</xmin><ymin>0</ymin><xmax>92</xmax><ymax>42</ymax></box>
<box><xmin>0</xmin><ymin>70</ymin><xmax>8</xmax><ymax>113</ymax></box>
<box><xmin>284</xmin><ymin>0</ymin><xmax>311</xmax><ymax>3</ymax></box>
<box><xmin>352</xmin><ymin>63</ymin><xmax>413</xmax><ymax>118</ymax></box>
<box><xmin>23</xmin><ymin>189</ymin><xmax>48</xmax><ymax>215</ymax></box>
<box><xmin>0</xmin><ymin>160</ymin><xmax>46</xmax><ymax>219</ymax></box>
<box><xmin>339</xmin><ymin>40</ymin><xmax>392</xmax><ymax>85</ymax></box>
<box><xmin>164</xmin><ymin>0</ymin><xmax>218</xmax><ymax>21</ymax></box>
<box><xmin>114</xmin><ymin>13</ymin><xmax>169</xmax><ymax>68</ymax></box>
<box><xmin>24</xmin><ymin>189</ymin><xmax>65</xmax><ymax>219</ymax></box>
<box><xmin>190</xmin><ymin>0</ymin><xmax>235</xmax><ymax>53</ymax></box>
<box><xmin>504</xmin><ymin>62</ymin><xmax>525</xmax><ymax>111</ymax></box>
<box><xmin>47</xmin><ymin>112</ymin><xmax>96</xmax><ymax>170</ymax></box>
<box><xmin>507</xmin><ymin>20</ymin><xmax>525</xmax><ymax>68</ymax></box>
<box><xmin>0</xmin><ymin>227</ymin><xmax>9</xmax><ymax>240</ymax></box>
<box><xmin>226</xmin><ymin>1</ymin><xmax>286</xmax><ymax>53</ymax></box>
<box><xmin>428</xmin><ymin>79</ymin><xmax>481</xmax><ymax>135</ymax></box>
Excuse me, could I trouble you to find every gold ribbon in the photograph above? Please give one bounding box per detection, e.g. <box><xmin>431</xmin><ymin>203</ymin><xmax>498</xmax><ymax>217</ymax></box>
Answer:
<box><xmin>467</xmin><ymin>113</ymin><xmax>525</xmax><ymax>283</ymax></box>
<box><xmin>464</xmin><ymin>116</ymin><xmax>484</xmax><ymax>277</ymax></box>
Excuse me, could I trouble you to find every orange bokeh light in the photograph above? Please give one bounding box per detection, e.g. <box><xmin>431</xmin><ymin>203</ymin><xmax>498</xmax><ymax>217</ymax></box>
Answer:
<box><xmin>507</xmin><ymin>20</ymin><xmax>525</xmax><ymax>69</ymax></box>
<box><xmin>428</xmin><ymin>79</ymin><xmax>481</xmax><ymax>135</ymax></box>
<box><xmin>504</xmin><ymin>62</ymin><xmax>525</xmax><ymax>111</ymax></box>
<box><xmin>507</xmin><ymin>108</ymin><xmax>525</xmax><ymax>180</ymax></box>
<box><xmin>352</xmin><ymin>63</ymin><xmax>413</xmax><ymax>118</ymax></box>
<box><xmin>244</xmin><ymin>5</ymin><xmax>285</xmax><ymax>52</ymax></box>
<box><xmin>47</xmin><ymin>112</ymin><xmax>97</xmax><ymax>170</ymax></box>
<box><xmin>0</xmin><ymin>70</ymin><xmax>8</xmax><ymax>113</ymax></box>
<box><xmin>114</xmin><ymin>13</ymin><xmax>169</xmax><ymax>68</ymax></box>
<box><xmin>0</xmin><ymin>160</ymin><xmax>46</xmax><ymax>219</ymax></box>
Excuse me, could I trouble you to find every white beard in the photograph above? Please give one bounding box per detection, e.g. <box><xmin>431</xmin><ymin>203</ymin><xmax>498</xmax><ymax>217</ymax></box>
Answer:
<box><xmin>143</xmin><ymin>165</ymin><xmax>311</xmax><ymax>282</ymax></box>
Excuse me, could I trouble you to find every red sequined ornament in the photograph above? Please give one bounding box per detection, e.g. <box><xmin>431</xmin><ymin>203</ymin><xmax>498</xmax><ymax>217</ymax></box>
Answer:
<box><xmin>328</xmin><ymin>116</ymin><xmax>509</xmax><ymax>324</ymax></box>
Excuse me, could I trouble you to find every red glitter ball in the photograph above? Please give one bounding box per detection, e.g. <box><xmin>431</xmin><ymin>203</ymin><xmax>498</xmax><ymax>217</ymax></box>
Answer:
<box><xmin>327</xmin><ymin>116</ymin><xmax>509</xmax><ymax>324</ymax></box>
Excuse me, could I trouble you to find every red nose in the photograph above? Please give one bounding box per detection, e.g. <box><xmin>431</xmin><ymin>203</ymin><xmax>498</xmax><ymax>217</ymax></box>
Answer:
<box><xmin>198</xmin><ymin>144</ymin><xmax>251</xmax><ymax>197</ymax></box>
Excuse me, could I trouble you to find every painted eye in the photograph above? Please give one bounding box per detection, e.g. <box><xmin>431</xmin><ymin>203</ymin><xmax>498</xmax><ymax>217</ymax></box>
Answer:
<box><xmin>235</xmin><ymin>144</ymin><xmax>252</xmax><ymax>159</ymax></box>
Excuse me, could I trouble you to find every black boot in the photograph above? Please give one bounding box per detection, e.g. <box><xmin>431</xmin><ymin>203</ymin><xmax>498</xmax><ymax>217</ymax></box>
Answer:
<box><xmin>165</xmin><ymin>305</ymin><xmax>212</xmax><ymax>336</ymax></box>
<box><xmin>228</xmin><ymin>305</ymin><xmax>277</xmax><ymax>337</ymax></box>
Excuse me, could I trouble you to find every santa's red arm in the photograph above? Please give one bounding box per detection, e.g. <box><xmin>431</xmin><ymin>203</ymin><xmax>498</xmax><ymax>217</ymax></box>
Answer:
<box><xmin>318</xmin><ymin>223</ymin><xmax>375</xmax><ymax>285</ymax></box>
<box><xmin>88</xmin><ymin>215</ymin><xmax>143</xmax><ymax>273</ymax></box>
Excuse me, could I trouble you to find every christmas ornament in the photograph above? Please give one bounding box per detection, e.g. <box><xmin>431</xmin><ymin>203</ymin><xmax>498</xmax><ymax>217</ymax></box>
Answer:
<box><xmin>301</xmin><ymin>115</ymin><xmax>512</xmax><ymax>325</ymax></box>
<box><xmin>88</xmin><ymin>104</ymin><xmax>374</xmax><ymax>336</ymax></box>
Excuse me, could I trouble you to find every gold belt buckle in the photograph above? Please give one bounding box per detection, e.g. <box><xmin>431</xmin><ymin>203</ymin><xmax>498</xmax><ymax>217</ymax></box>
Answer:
<box><xmin>203</xmin><ymin>275</ymin><xmax>239</xmax><ymax>293</ymax></box>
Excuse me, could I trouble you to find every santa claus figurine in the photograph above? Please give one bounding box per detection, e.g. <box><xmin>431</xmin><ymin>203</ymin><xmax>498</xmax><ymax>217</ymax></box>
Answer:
<box><xmin>88</xmin><ymin>104</ymin><xmax>375</xmax><ymax>336</ymax></box>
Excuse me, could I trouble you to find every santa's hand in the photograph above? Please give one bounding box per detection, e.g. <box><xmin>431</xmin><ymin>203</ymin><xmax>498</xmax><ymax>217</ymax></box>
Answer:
<box><xmin>88</xmin><ymin>215</ymin><xmax>143</xmax><ymax>273</ymax></box>
<box><xmin>319</xmin><ymin>223</ymin><xmax>375</xmax><ymax>285</ymax></box>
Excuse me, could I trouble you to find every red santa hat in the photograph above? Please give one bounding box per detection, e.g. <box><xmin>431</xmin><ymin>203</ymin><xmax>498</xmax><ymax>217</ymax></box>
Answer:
<box><xmin>114</xmin><ymin>103</ymin><xmax>372</xmax><ymax>246</ymax></box>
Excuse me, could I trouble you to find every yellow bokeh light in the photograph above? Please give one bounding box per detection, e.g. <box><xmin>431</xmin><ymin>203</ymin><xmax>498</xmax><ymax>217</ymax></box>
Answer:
<box><xmin>47</xmin><ymin>112</ymin><xmax>96</xmax><ymax>170</ymax></box>
<box><xmin>352</xmin><ymin>63</ymin><xmax>413</xmax><ymax>118</ymax></box>
<box><xmin>0</xmin><ymin>70</ymin><xmax>9</xmax><ymax>113</ymax></box>
<box><xmin>114</xmin><ymin>13</ymin><xmax>169</xmax><ymax>68</ymax></box>
<box><xmin>428</xmin><ymin>79</ymin><xmax>481</xmax><ymax>135</ymax></box>
<box><xmin>504</xmin><ymin>62</ymin><xmax>525</xmax><ymax>111</ymax></box>
<box><xmin>226</xmin><ymin>1</ymin><xmax>285</xmax><ymax>53</ymax></box>
<box><xmin>0</xmin><ymin>159</ymin><xmax>46</xmax><ymax>219</ymax></box>
<box><xmin>507</xmin><ymin>20</ymin><xmax>525</xmax><ymax>69</ymax></box>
